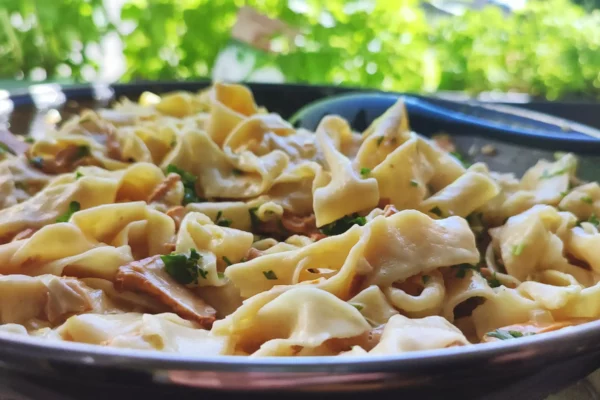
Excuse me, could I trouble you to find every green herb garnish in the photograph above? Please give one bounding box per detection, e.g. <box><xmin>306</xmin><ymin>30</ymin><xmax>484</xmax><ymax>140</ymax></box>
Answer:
<box><xmin>410</xmin><ymin>180</ymin><xmax>419</xmax><ymax>187</ymax></box>
<box><xmin>75</xmin><ymin>145</ymin><xmax>90</xmax><ymax>159</ymax></box>
<box><xmin>166</xmin><ymin>164</ymin><xmax>203</xmax><ymax>205</ymax></box>
<box><xmin>451</xmin><ymin>263</ymin><xmax>480</xmax><ymax>278</ymax></box>
<box><xmin>161</xmin><ymin>249</ymin><xmax>208</xmax><ymax>284</ymax></box>
<box><xmin>29</xmin><ymin>157</ymin><xmax>44</xmax><ymax>169</ymax></box>
<box><xmin>540</xmin><ymin>167</ymin><xmax>569</xmax><ymax>180</ymax></box>
<box><xmin>232</xmin><ymin>168</ymin><xmax>243</xmax><ymax>176</ymax></box>
<box><xmin>350</xmin><ymin>303</ymin><xmax>364</xmax><ymax>311</ymax></box>
<box><xmin>512</xmin><ymin>243</ymin><xmax>526</xmax><ymax>256</ymax></box>
<box><xmin>486</xmin><ymin>329</ymin><xmax>534</xmax><ymax>340</ymax></box>
<box><xmin>376</xmin><ymin>136</ymin><xmax>384</xmax><ymax>146</ymax></box>
<box><xmin>422</xmin><ymin>275</ymin><xmax>431</xmax><ymax>284</ymax></box>
<box><xmin>320</xmin><ymin>213</ymin><xmax>367</xmax><ymax>236</ymax></box>
<box><xmin>429</xmin><ymin>206</ymin><xmax>444</xmax><ymax>217</ymax></box>
<box><xmin>249</xmin><ymin>207</ymin><xmax>262</xmax><ymax>231</ymax></box>
<box><xmin>56</xmin><ymin>201</ymin><xmax>81</xmax><ymax>223</ymax></box>
<box><xmin>215</xmin><ymin>210</ymin><xmax>232</xmax><ymax>227</ymax></box>
<box><xmin>217</xmin><ymin>272</ymin><xmax>226</xmax><ymax>279</ymax></box>
<box><xmin>560</xmin><ymin>190</ymin><xmax>569</xmax><ymax>198</ymax></box>
<box><xmin>588</xmin><ymin>214</ymin><xmax>600</xmax><ymax>227</ymax></box>
<box><xmin>581</xmin><ymin>196</ymin><xmax>593</xmax><ymax>205</ymax></box>
<box><xmin>222</xmin><ymin>256</ymin><xmax>232</xmax><ymax>266</ymax></box>
<box><xmin>263</xmin><ymin>270</ymin><xmax>278</xmax><ymax>280</ymax></box>
<box><xmin>24</xmin><ymin>137</ymin><xmax>35</xmax><ymax>144</ymax></box>
<box><xmin>359</xmin><ymin>167</ymin><xmax>371</xmax><ymax>178</ymax></box>
<box><xmin>487</xmin><ymin>272</ymin><xmax>501</xmax><ymax>288</ymax></box>
<box><xmin>75</xmin><ymin>171</ymin><xmax>83</xmax><ymax>180</ymax></box>
<box><xmin>466</xmin><ymin>212</ymin><xmax>486</xmax><ymax>237</ymax></box>
<box><xmin>0</xmin><ymin>142</ymin><xmax>15</xmax><ymax>155</ymax></box>
<box><xmin>450</xmin><ymin>151</ymin><xmax>471</xmax><ymax>168</ymax></box>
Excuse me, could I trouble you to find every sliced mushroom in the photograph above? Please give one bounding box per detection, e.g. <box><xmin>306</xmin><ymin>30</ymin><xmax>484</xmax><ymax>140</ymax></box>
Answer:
<box><xmin>115</xmin><ymin>256</ymin><xmax>217</xmax><ymax>328</ymax></box>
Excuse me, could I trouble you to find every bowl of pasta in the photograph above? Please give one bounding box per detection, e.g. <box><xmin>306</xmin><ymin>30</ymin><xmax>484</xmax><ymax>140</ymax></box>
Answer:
<box><xmin>1</xmin><ymin>81</ymin><xmax>600</xmax><ymax>399</ymax></box>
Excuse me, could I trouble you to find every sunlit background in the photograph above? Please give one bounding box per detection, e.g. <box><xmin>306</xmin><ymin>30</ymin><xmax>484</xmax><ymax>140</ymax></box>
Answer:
<box><xmin>1</xmin><ymin>0</ymin><xmax>599</xmax><ymax>99</ymax></box>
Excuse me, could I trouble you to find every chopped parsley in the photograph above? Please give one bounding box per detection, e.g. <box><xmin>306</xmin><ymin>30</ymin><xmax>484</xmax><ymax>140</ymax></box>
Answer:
<box><xmin>581</xmin><ymin>196</ymin><xmax>594</xmax><ymax>205</ymax></box>
<box><xmin>0</xmin><ymin>142</ymin><xmax>15</xmax><ymax>155</ymax></box>
<box><xmin>161</xmin><ymin>249</ymin><xmax>208</xmax><ymax>284</ymax></box>
<box><xmin>215</xmin><ymin>210</ymin><xmax>232</xmax><ymax>227</ymax></box>
<box><xmin>429</xmin><ymin>206</ymin><xmax>444</xmax><ymax>217</ymax></box>
<box><xmin>263</xmin><ymin>270</ymin><xmax>278</xmax><ymax>280</ymax></box>
<box><xmin>486</xmin><ymin>329</ymin><xmax>534</xmax><ymax>340</ymax></box>
<box><xmin>588</xmin><ymin>214</ymin><xmax>600</xmax><ymax>227</ymax></box>
<box><xmin>249</xmin><ymin>207</ymin><xmax>261</xmax><ymax>230</ymax></box>
<box><xmin>56</xmin><ymin>201</ymin><xmax>80</xmax><ymax>223</ymax></box>
<box><xmin>320</xmin><ymin>213</ymin><xmax>367</xmax><ymax>236</ymax></box>
<box><xmin>540</xmin><ymin>167</ymin><xmax>569</xmax><ymax>180</ymax></box>
<box><xmin>29</xmin><ymin>156</ymin><xmax>44</xmax><ymax>169</ymax></box>
<box><xmin>359</xmin><ymin>167</ymin><xmax>371</xmax><ymax>178</ymax></box>
<box><xmin>410</xmin><ymin>180</ymin><xmax>419</xmax><ymax>187</ymax></box>
<box><xmin>222</xmin><ymin>256</ymin><xmax>232</xmax><ymax>266</ymax></box>
<box><xmin>487</xmin><ymin>272</ymin><xmax>502</xmax><ymax>288</ymax></box>
<box><xmin>560</xmin><ymin>190</ymin><xmax>569</xmax><ymax>198</ymax></box>
<box><xmin>232</xmin><ymin>168</ymin><xmax>244</xmax><ymax>176</ymax></box>
<box><xmin>422</xmin><ymin>275</ymin><xmax>431</xmax><ymax>284</ymax></box>
<box><xmin>512</xmin><ymin>243</ymin><xmax>526</xmax><ymax>256</ymax></box>
<box><xmin>350</xmin><ymin>303</ymin><xmax>364</xmax><ymax>311</ymax></box>
<box><xmin>466</xmin><ymin>212</ymin><xmax>486</xmax><ymax>237</ymax></box>
<box><xmin>24</xmin><ymin>137</ymin><xmax>35</xmax><ymax>144</ymax></box>
<box><xmin>166</xmin><ymin>164</ymin><xmax>203</xmax><ymax>205</ymax></box>
<box><xmin>217</xmin><ymin>272</ymin><xmax>226</xmax><ymax>279</ymax></box>
<box><xmin>450</xmin><ymin>151</ymin><xmax>471</xmax><ymax>168</ymax></box>
<box><xmin>451</xmin><ymin>264</ymin><xmax>480</xmax><ymax>278</ymax></box>
<box><xmin>376</xmin><ymin>136</ymin><xmax>384</xmax><ymax>146</ymax></box>
<box><xmin>75</xmin><ymin>145</ymin><xmax>90</xmax><ymax>159</ymax></box>
<box><xmin>75</xmin><ymin>171</ymin><xmax>83</xmax><ymax>180</ymax></box>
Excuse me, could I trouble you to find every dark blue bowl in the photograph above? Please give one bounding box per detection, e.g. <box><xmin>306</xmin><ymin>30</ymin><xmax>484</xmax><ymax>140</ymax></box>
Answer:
<box><xmin>290</xmin><ymin>92</ymin><xmax>600</xmax><ymax>153</ymax></box>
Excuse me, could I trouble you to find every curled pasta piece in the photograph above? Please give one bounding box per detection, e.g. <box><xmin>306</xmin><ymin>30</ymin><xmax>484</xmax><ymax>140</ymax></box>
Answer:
<box><xmin>226</xmin><ymin>210</ymin><xmax>478</xmax><ymax>299</ymax></box>
<box><xmin>384</xmin><ymin>270</ymin><xmax>445</xmax><ymax>318</ymax></box>
<box><xmin>212</xmin><ymin>286</ymin><xmax>370</xmax><ymax>356</ymax></box>
<box><xmin>206</xmin><ymin>82</ymin><xmax>259</xmax><ymax>147</ymax></box>
<box><xmin>369</xmin><ymin>314</ymin><xmax>471</xmax><ymax>354</ymax></box>
<box><xmin>348</xmin><ymin>285</ymin><xmax>399</xmax><ymax>326</ymax></box>
<box><xmin>559</xmin><ymin>182</ymin><xmax>600</xmax><ymax>220</ymax></box>
<box><xmin>312</xmin><ymin>116</ymin><xmax>380</xmax><ymax>227</ymax></box>
<box><xmin>0</xmin><ymin>202</ymin><xmax>175</xmax><ymax>279</ymax></box>
<box><xmin>420</xmin><ymin>169</ymin><xmax>500</xmax><ymax>218</ymax></box>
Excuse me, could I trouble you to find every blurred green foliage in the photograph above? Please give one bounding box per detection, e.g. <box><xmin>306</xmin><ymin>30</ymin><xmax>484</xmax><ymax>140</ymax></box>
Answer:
<box><xmin>1</xmin><ymin>0</ymin><xmax>600</xmax><ymax>100</ymax></box>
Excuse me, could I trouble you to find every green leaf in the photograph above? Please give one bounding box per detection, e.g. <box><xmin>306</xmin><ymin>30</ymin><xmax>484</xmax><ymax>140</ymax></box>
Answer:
<box><xmin>56</xmin><ymin>201</ymin><xmax>80</xmax><ymax>223</ymax></box>
<box><xmin>486</xmin><ymin>329</ymin><xmax>534</xmax><ymax>340</ymax></box>
<box><xmin>429</xmin><ymin>206</ymin><xmax>444</xmax><ymax>217</ymax></box>
<box><xmin>222</xmin><ymin>256</ymin><xmax>232</xmax><ymax>266</ymax></box>
<box><xmin>161</xmin><ymin>249</ymin><xmax>207</xmax><ymax>285</ymax></box>
<box><xmin>451</xmin><ymin>264</ymin><xmax>480</xmax><ymax>278</ymax></box>
<box><xmin>166</xmin><ymin>164</ymin><xmax>203</xmax><ymax>205</ymax></box>
<box><xmin>263</xmin><ymin>270</ymin><xmax>278</xmax><ymax>280</ymax></box>
<box><xmin>512</xmin><ymin>243</ymin><xmax>526</xmax><ymax>256</ymax></box>
<box><xmin>359</xmin><ymin>167</ymin><xmax>371</xmax><ymax>178</ymax></box>
<box><xmin>320</xmin><ymin>213</ymin><xmax>367</xmax><ymax>236</ymax></box>
<box><xmin>581</xmin><ymin>196</ymin><xmax>594</xmax><ymax>205</ymax></box>
<box><xmin>410</xmin><ymin>180</ymin><xmax>419</xmax><ymax>187</ymax></box>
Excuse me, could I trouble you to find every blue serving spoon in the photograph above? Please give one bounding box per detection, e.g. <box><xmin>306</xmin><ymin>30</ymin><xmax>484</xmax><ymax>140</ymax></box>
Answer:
<box><xmin>289</xmin><ymin>93</ymin><xmax>600</xmax><ymax>153</ymax></box>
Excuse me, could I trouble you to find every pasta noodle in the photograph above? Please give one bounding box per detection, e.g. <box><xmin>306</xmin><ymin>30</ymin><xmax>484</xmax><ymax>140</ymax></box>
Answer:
<box><xmin>0</xmin><ymin>83</ymin><xmax>598</xmax><ymax>358</ymax></box>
